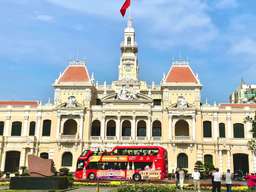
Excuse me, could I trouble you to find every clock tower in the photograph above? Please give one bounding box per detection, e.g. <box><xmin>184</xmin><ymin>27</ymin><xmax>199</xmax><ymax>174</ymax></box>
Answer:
<box><xmin>118</xmin><ymin>17</ymin><xmax>139</xmax><ymax>81</ymax></box>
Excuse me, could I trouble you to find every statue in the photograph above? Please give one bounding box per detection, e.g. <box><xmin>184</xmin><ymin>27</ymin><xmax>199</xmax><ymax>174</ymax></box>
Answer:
<box><xmin>117</xmin><ymin>85</ymin><xmax>137</xmax><ymax>100</ymax></box>
<box><xmin>66</xmin><ymin>96</ymin><xmax>77</xmax><ymax>108</ymax></box>
<box><xmin>177</xmin><ymin>96</ymin><xmax>188</xmax><ymax>109</ymax></box>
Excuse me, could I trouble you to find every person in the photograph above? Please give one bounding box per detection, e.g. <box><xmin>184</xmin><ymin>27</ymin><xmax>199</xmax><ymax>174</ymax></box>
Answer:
<box><xmin>175</xmin><ymin>168</ymin><xmax>180</xmax><ymax>189</ymax></box>
<box><xmin>179</xmin><ymin>169</ymin><xmax>185</xmax><ymax>190</ymax></box>
<box><xmin>225</xmin><ymin>169</ymin><xmax>232</xmax><ymax>192</ymax></box>
<box><xmin>212</xmin><ymin>168</ymin><xmax>221</xmax><ymax>192</ymax></box>
<box><xmin>192</xmin><ymin>168</ymin><xmax>201</xmax><ymax>192</ymax></box>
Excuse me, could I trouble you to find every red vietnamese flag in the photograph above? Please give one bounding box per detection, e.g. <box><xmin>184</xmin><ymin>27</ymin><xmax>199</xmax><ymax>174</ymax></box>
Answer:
<box><xmin>120</xmin><ymin>0</ymin><xmax>131</xmax><ymax>17</ymax></box>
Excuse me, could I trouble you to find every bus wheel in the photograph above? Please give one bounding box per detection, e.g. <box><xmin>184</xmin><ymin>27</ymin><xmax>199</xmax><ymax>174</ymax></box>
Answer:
<box><xmin>88</xmin><ymin>173</ymin><xmax>96</xmax><ymax>180</ymax></box>
<box><xmin>133</xmin><ymin>173</ymin><xmax>141</xmax><ymax>182</ymax></box>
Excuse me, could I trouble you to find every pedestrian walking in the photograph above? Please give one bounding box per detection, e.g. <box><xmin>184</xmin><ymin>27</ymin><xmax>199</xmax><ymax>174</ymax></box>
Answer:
<box><xmin>175</xmin><ymin>168</ymin><xmax>180</xmax><ymax>189</ymax></box>
<box><xmin>192</xmin><ymin>168</ymin><xmax>201</xmax><ymax>192</ymax></box>
<box><xmin>179</xmin><ymin>169</ymin><xmax>185</xmax><ymax>190</ymax></box>
<box><xmin>225</xmin><ymin>169</ymin><xmax>232</xmax><ymax>192</ymax></box>
<box><xmin>212</xmin><ymin>168</ymin><xmax>221</xmax><ymax>192</ymax></box>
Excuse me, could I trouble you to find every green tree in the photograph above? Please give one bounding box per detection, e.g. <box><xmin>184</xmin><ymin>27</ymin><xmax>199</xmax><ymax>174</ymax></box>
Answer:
<box><xmin>245</xmin><ymin>114</ymin><xmax>256</xmax><ymax>152</ymax></box>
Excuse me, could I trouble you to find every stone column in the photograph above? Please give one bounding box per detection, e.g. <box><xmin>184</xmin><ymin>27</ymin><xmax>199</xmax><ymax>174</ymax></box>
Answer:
<box><xmin>116</xmin><ymin>116</ymin><xmax>121</xmax><ymax>140</ymax></box>
<box><xmin>4</xmin><ymin>112</ymin><xmax>11</xmax><ymax>136</ymax></box>
<box><xmin>36</xmin><ymin>112</ymin><xmax>42</xmax><ymax>139</ymax></box>
<box><xmin>226</xmin><ymin>113</ymin><xmax>232</xmax><ymax>139</ymax></box>
<box><xmin>19</xmin><ymin>149</ymin><xmax>26</xmax><ymax>169</ymax></box>
<box><xmin>0</xmin><ymin>151</ymin><xmax>6</xmax><ymax>171</ymax></box>
<box><xmin>101</xmin><ymin>116</ymin><xmax>105</xmax><ymax>140</ymax></box>
<box><xmin>147</xmin><ymin>116</ymin><xmax>151</xmax><ymax>140</ymax></box>
<box><xmin>192</xmin><ymin>115</ymin><xmax>196</xmax><ymax>141</ymax></box>
<box><xmin>23</xmin><ymin>112</ymin><xmax>29</xmax><ymax>136</ymax></box>
<box><xmin>132</xmin><ymin>116</ymin><xmax>136</xmax><ymax>140</ymax></box>
<box><xmin>227</xmin><ymin>149</ymin><xmax>231</xmax><ymax>170</ymax></box>
<box><xmin>213</xmin><ymin>113</ymin><xmax>218</xmax><ymax>140</ymax></box>
<box><xmin>168</xmin><ymin>114</ymin><xmax>173</xmax><ymax>141</ymax></box>
<box><xmin>196</xmin><ymin>144</ymin><xmax>203</xmax><ymax>162</ymax></box>
<box><xmin>219</xmin><ymin>150</ymin><xmax>223</xmax><ymax>173</ymax></box>
<box><xmin>79</xmin><ymin>114</ymin><xmax>84</xmax><ymax>140</ymax></box>
<box><xmin>56</xmin><ymin>113</ymin><xmax>61</xmax><ymax>141</ymax></box>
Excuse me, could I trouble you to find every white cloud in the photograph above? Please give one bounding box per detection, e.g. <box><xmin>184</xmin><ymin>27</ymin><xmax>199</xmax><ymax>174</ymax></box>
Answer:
<box><xmin>46</xmin><ymin>0</ymin><xmax>218</xmax><ymax>50</ymax></box>
<box><xmin>215</xmin><ymin>0</ymin><xmax>238</xmax><ymax>9</ymax></box>
<box><xmin>35</xmin><ymin>14</ymin><xmax>55</xmax><ymax>22</ymax></box>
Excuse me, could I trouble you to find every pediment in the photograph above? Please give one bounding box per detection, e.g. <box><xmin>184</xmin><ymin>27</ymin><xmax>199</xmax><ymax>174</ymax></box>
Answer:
<box><xmin>102</xmin><ymin>93</ymin><xmax>152</xmax><ymax>104</ymax></box>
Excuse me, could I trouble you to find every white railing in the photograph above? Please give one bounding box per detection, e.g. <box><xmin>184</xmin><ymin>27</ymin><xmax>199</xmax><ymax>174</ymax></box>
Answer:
<box><xmin>136</xmin><ymin>136</ymin><xmax>147</xmax><ymax>141</ymax></box>
<box><xmin>174</xmin><ymin>136</ymin><xmax>191</xmax><ymax>140</ymax></box>
<box><xmin>90</xmin><ymin>136</ymin><xmax>101</xmax><ymax>140</ymax></box>
<box><xmin>106</xmin><ymin>136</ymin><xmax>117</xmax><ymax>141</ymax></box>
<box><xmin>152</xmin><ymin>136</ymin><xmax>161</xmax><ymax>141</ymax></box>
<box><xmin>122</xmin><ymin>136</ymin><xmax>132</xmax><ymax>141</ymax></box>
<box><xmin>60</xmin><ymin>135</ymin><xmax>79</xmax><ymax>142</ymax></box>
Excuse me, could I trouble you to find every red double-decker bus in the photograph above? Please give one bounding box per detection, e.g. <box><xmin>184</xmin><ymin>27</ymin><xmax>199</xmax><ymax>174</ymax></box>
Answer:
<box><xmin>75</xmin><ymin>146</ymin><xmax>168</xmax><ymax>181</ymax></box>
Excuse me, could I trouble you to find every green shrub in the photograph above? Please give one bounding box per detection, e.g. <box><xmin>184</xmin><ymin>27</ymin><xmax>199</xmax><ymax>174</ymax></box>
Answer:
<box><xmin>59</xmin><ymin>168</ymin><xmax>69</xmax><ymax>176</ymax></box>
<box><xmin>115</xmin><ymin>184</ymin><xmax>176</xmax><ymax>192</ymax></box>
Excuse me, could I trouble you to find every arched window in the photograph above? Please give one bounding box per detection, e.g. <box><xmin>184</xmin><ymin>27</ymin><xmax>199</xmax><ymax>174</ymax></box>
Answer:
<box><xmin>203</xmin><ymin>121</ymin><xmax>212</xmax><ymax>138</ymax></box>
<box><xmin>91</xmin><ymin>120</ymin><xmax>101</xmax><ymax>136</ymax></box>
<box><xmin>29</xmin><ymin>121</ymin><xmax>36</xmax><ymax>136</ymax></box>
<box><xmin>42</xmin><ymin>120</ymin><xmax>51</xmax><ymax>136</ymax></box>
<box><xmin>11</xmin><ymin>121</ymin><xmax>22</xmax><ymax>136</ymax></box>
<box><xmin>204</xmin><ymin>154</ymin><xmax>213</xmax><ymax>166</ymax></box>
<box><xmin>177</xmin><ymin>153</ymin><xmax>188</xmax><ymax>168</ymax></box>
<box><xmin>62</xmin><ymin>152</ymin><xmax>73</xmax><ymax>167</ymax></box>
<box><xmin>107</xmin><ymin>120</ymin><xmax>116</xmax><ymax>136</ymax></box>
<box><xmin>219</xmin><ymin>123</ymin><xmax>225</xmax><ymax>138</ymax></box>
<box><xmin>127</xmin><ymin>37</ymin><xmax>131</xmax><ymax>45</ymax></box>
<box><xmin>63</xmin><ymin>119</ymin><xmax>77</xmax><ymax>135</ymax></box>
<box><xmin>4</xmin><ymin>151</ymin><xmax>21</xmax><ymax>173</ymax></box>
<box><xmin>175</xmin><ymin>120</ymin><xmax>189</xmax><ymax>136</ymax></box>
<box><xmin>40</xmin><ymin>152</ymin><xmax>49</xmax><ymax>159</ymax></box>
<box><xmin>152</xmin><ymin>120</ymin><xmax>161</xmax><ymax>137</ymax></box>
<box><xmin>0</xmin><ymin>121</ymin><xmax>4</xmax><ymax>136</ymax></box>
<box><xmin>137</xmin><ymin>120</ymin><xmax>146</xmax><ymax>137</ymax></box>
<box><xmin>233</xmin><ymin>123</ymin><xmax>244</xmax><ymax>138</ymax></box>
<box><xmin>122</xmin><ymin>120</ymin><xmax>131</xmax><ymax>136</ymax></box>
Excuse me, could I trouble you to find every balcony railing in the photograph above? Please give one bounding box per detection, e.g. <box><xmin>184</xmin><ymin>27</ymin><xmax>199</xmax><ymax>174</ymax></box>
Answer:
<box><xmin>106</xmin><ymin>136</ymin><xmax>117</xmax><ymax>141</ymax></box>
<box><xmin>90</xmin><ymin>136</ymin><xmax>101</xmax><ymax>140</ymax></box>
<box><xmin>59</xmin><ymin>134</ymin><xmax>79</xmax><ymax>142</ymax></box>
<box><xmin>122</xmin><ymin>136</ymin><xmax>132</xmax><ymax>141</ymax></box>
<box><xmin>173</xmin><ymin>136</ymin><xmax>191</xmax><ymax>140</ymax></box>
<box><xmin>136</xmin><ymin>136</ymin><xmax>147</xmax><ymax>141</ymax></box>
<box><xmin>152</xmin><ymin>136</ymin><xmax>161</xmax><ymax>141</ymax></box>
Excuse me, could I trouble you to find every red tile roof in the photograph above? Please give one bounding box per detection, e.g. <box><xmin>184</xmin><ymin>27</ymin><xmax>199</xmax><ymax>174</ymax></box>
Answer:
<box><xmin>58</xmin><ymin>64</ymin><xmax>90</xmax><ymax>83</ymax></box>
<box><xmin>165</xmin><ymin>65</ymin><xmax>199</xmax><ymax>83</ymax></box>
<box><xmin>220</xmin><ymin>104</ymin><xmax>256</xmax><ymax>108</ymax></box>
<box><xmin>0</xmin><ymin>101</ymin><xmax>39</xmax><ymax>107</ymax></box>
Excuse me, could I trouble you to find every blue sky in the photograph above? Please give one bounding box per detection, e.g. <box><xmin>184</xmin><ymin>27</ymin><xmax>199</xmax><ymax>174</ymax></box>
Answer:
<box><xmin>0</xmin><ymin>0</ymin><xmax>256</xmax><ymax>103</ymax></box>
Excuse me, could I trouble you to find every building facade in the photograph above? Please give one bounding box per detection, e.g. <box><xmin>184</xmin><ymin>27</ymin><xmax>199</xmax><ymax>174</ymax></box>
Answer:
<box><xmin>230</xmin><ymin>80</ymin><xmax>256</xmax><ymax>104</ymax></box>
<box><xmin>0</xmin><ymin>19</ymin><xmax>256</xmax><ymax>175</ymax></box>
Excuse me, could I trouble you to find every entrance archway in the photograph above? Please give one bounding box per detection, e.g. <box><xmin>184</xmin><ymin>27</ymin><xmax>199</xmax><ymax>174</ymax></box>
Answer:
<box><xmin>4</xmin><ymin>151</ymin><xmax>20</xmax><ymax>173</ymax></box>
<box><xmin>233</xmin><ymin>153</ymin><xmax>249</xmax><ymax>175</ymax></box>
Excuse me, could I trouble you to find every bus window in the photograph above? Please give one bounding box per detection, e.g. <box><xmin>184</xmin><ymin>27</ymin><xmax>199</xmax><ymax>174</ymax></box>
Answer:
<box><xmin>87</xmin><ymin>162</ymin><xmax>99</xmax><ymax>170</ymax></box>
<box><xmin>77</xmin><ymin>159</ymin><xmax>84</xmax><ymax>170</ymax></box>
<box><xmin>134</xmin><ymin>162</ymin><xmax>152</xmax><ymax>170</ymax></box>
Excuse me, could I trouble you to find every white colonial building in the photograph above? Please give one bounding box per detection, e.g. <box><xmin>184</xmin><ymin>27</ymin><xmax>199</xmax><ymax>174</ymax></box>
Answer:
<box><xmin>0</xmin><ymin>18</ymin><xmax>256</xmax><ymax>175</ymax></box>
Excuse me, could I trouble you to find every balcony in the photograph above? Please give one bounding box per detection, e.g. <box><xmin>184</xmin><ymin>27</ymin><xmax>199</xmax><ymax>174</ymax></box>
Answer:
<box><xmin>172</xmin><ymin>136</ymin><xmax>192</xmax><ymax>143</ymax></box>
<box><xmin>121</xmin><ymin>136</ymin><xmax>132</xmax><ymax>141</ymax></box>
<box><xmin>5</xmin><ymin>136</ymin><xmax>37</xmax><ymax>144</ymax></box>
<box><xmin>90</xmin><ymin>136</ymin><xmax>102</xmax><ymax>141</ymax></box>
<box><xmin>136</xmin><ymin>136</ymin><xmax>147</xmax><ymax>141</ymax></box>
<box><xmin>59</xmin><ymin>135</ymin><xmax>80</xmax><ymax>143</ymax></box>
<box><xmin>106</xmin><ymin>136</ymin><xmax>117</xmax><ymax>141</ymax></box>
<box><xmin>151</xmin><ymin>136</ymin><xmax>161</xmax><ymax>141</ymax></box>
